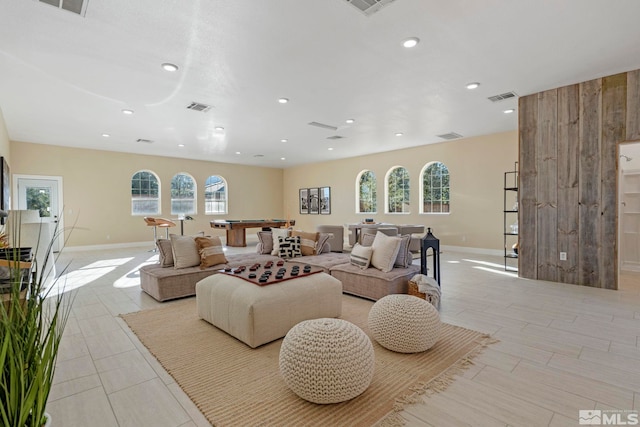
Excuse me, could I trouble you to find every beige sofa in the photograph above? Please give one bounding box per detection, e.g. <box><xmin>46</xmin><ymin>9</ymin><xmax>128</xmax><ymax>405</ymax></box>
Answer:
<box><xmin>139</xmin><ymin>230</ymin><xmax>420</xmax><ymax>302</ymax></box>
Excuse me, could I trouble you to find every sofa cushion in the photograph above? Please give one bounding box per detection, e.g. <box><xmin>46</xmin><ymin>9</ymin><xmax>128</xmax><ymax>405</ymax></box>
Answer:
<box><xmin>371</xmin><ymin>232</ymin><xmax>402</xmax><ymax>273</ymax></box>
<box><xmin>394</xmin><ymin>234</ymin><xmax>412</xmax><ymax>268</ymax></box>
<box><xmin>156</xmin><ymin>239</ymin><xmax>174</xmax><ymax>267</ymax></box>
<box><xmin>329</xmin><ymin>263</ymin><xmax>421</xmax><ymax>301</ymax></box>
<box><xmin>350</xmin><ymin>243</ymin><xmax>373</xmax><ymax>270</ymax></box>
<box><xmin>292</xmin><ymin>230</ymin><xmax>319</xmax><ymax>256</ymax></box>
<box><xmin>271</xmin><ymin>228</ymin><xmax>290</xmax><ymax>255</ymax></box>
<box><xmin>195</xmin><ymin>236</ymin><xmax>227</xmax><ymax>269</ymax></box>
<box><xmin>171</xmin><ymin>234</ymin><xmax>201</xmax><ymax>269</ymax></box>
<box><xmin>278</xmin><ymin>236</ymin><xmax>302</xmax><ymax>258</ymax></box>
<box><xmin>257</xmin><ymin>231</ymin><xmax>273</xmax><ymax>254</ymax></box>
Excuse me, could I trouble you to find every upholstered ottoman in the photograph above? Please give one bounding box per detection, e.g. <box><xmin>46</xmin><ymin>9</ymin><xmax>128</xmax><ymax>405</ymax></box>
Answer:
<box><xmin>196</xmin><ymin>272</ymin><xmax>342</xmax><ymax>348</ymax></box>
<box><xmin>368</xmin><ymin>294</ymin><xmax>441</xmax><ymax>353</ymax></box>
<box><xmin>279</xmin><ymin>318</ymin><xmax>374</xmax><ymax>404</ymax></box>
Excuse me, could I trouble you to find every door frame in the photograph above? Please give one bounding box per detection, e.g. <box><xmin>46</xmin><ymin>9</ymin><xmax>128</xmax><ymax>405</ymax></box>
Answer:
<box><xmin>12</xmin><ymin>174</ymin><xmax>64</xmax><ymax>251</ymax></box>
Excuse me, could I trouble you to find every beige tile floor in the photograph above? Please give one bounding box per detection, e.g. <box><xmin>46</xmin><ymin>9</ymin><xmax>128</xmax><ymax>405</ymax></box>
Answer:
<box><xmin>45</xmin><ymin>238</ymin><xmax>640</xmax><ymax>426</ymax></box>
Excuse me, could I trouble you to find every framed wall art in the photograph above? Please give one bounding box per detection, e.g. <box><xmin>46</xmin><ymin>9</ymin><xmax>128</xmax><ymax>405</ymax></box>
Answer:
<box><xmin>320</xmin><ymin>186</ymin><xmax>331</xmax><ymax>214</ymax></box>
<box><xmin>309</xmin><ymin>187</ymin><xmax>320</xmax><ymax>214</ymax></box>
<box><xmin>0</xmin><ymin>157</ymin><xmax>9</xmax><ymax>224</ymax></box>
<box><xmin>299</xmin><ymin>188</ymin><xmax>309</xmax><ymax>214</ymax></box>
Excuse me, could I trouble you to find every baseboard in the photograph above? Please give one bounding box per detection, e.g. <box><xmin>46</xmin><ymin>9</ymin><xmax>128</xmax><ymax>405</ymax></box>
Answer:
<box><xmin>62</xmin><ymin>241</ymin><xmax>152</xmax><ymax>252</ymax></box>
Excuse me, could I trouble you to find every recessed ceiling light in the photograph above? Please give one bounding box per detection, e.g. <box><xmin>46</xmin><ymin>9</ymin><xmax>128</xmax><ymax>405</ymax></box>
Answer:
<box><xmin>328</xmin><ymin>147</ymin><xmax>334</xmax><ymax>151</ymax></box>
<box><xmin>215</xmin><ymin>126</ymin><xmax>224</xmax><ymax>131</ymax></box>
<box><xmin>178</xmin><ymin>144</ymin><xmax>185</xmax><ymax>147</ymax></box>
<box><xmin>395</xmin><ymin>132</ymin><xmax>403</xmax><ymax>137</ymax></box>
<box><xmin>102</xmin><ymin>133</ymin><xmax>110</xmax><ymax>138</ymax></box>
<box><xmin>503</xmin><ymin>109</ymin><xmax>515</xmax><ymax>114</ymax></box>
<box><xmin>280</xmin><ymin>157</ymin><xmax>286</xmax><ymax>161</ymax></box>
<box><xmin>121</xmin><ymin>109</ymin><xmax>134</xmax><ymax>115</ymax></box>
<box><xmin>161</xmin><ymin>63</ymin><xmax>179</xmax><ymax>72</ymax></box>
<box><xmin>402</xmin><ymin>37</ymin><xmax>420</xmax><ymax>48</ymax></box>
<box><xmin>235</xmin><ymin>151</ymin><xmax>241</xmax><ymax>155</ymax></box>
<box><xmin>346</xmin><ymin>119</ymin><xmax>355</xmax><ymax>124</ymax></box>
<box><xmin>278</xmin><ymin>98</ymin><xmax>289</xmax><ymax>104</ymax></box>
<box><xmin>281</xmin><ymin>139</ymin><xmax>288</xmax><ymax>143</ymax></box>
<box><xmin>466</xmin><ymin>82</ymin><xmax>480</xmax><ymax>90</ymax></box>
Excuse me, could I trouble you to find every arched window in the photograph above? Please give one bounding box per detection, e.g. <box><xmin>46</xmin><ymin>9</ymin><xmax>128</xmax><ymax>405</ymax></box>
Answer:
<box><xmin>205</xmin><ymin>175</ymin><xmax>227</xmax><ymax>214</ymax></box>
<box><xmin>131</xmin><ymin>170</ymin><xmax>160</xmax><ymax>215</ymax></box>
<box><xmin>171</xmin><ymin>173</ymin><xmax>196</xmax><ymax>215</ymax></box>
<box><xmin>421</xmin><ymin>162</ymin><xmax>450</xmax><ymax>213</ymax></box>
<box><xmin>386</xmin><ymin>166</ymin><xmax>410</xmax><ymax>213</ymax></box>
<box><xmin>357</xmin><ymin>170</ymin><xmax>377</xmax><ymax>213</ymax></box>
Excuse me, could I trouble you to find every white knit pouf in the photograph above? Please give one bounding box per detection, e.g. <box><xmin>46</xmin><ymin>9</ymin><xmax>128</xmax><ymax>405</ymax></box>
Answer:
<box><xmin>368</xmin><ymin>294</ymin><xmax>441</xmax><ymax>353</ymax></box>
<box><xmin>279</xmin><ymin>318</ymin><xmax>375</xmax><ymax>404</ymax></box>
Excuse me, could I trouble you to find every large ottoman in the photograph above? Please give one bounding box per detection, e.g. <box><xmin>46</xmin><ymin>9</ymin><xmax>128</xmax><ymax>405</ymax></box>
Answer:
<box><xmin>196</xmin><ymin>272</ymin><xmax>343</xmax><ymax>348</ymax></box>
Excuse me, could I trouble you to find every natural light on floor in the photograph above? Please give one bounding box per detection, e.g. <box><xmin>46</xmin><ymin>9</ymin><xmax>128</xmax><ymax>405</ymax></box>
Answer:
<box><xmin>113</xmin><ymin>255</ymin><xmax>158</xmax><ymax>289</ymax></box>
<box><xmin>461</xmin><ymin>258</ymin><xmax>518</xmax><ymax>277</ymax></box>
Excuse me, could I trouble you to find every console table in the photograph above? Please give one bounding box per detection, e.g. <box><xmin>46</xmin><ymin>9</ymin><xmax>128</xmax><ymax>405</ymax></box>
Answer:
<box><xmin>210</xmin><ymin>219</ymin><xmax>295</xmax><ymax>247</ymax></box>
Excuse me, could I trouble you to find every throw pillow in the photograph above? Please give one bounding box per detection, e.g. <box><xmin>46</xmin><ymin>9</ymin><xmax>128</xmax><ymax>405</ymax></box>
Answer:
<box><xmin>315</xmin><ymin>232</ymin><xmax>331</xmax><ymax>254</ymax></box>
<box><xmin>195</xmin><ymin>236</ymin><xmax>228</xmax><ymax>269</ymax></box>
<box><xmin>360</xmin><ymin>232</ymin><xmax>376</xmax><ymax>247</ymax></box>
<box><xmin>350</xmin><ymin>243</ymin><xmax>373</xmax><ymax>270</ymax></box>
<box><xmin>394</xmin><ymin>234</ymin><xmax>412</xmax><ymax>268</ymax></box>
<box><xmin>371</xmin><ymin>231</ymin><xmax>402</xmax><ymax>273</ymax></box>
<box><xmin>278</xmin><ymin>236</ymin><xmax>302</xmax><ymax>259</ymax></box>
<box><xmin>170</xmin><ymin>234</ymin><xmax>201</xmax><ymax>269</ymax></box>
<box><xmin>292</xmin><ymin>230</ymin><xmax>319</xmax><ymax>256</ymax></box>
<box><xmin>271</xmin><ymin>227</ymin><xmax>290</xmax><ymax>255</ymax></box>
<box><xmin>156</xmin><ymin>239</ymin><xmax>174</xmax><ymax>267</ymax></box>
<box><xmin>257</xmin><ymin>231</ymin><xmax>273</xmax><ymax>254</ymax></box>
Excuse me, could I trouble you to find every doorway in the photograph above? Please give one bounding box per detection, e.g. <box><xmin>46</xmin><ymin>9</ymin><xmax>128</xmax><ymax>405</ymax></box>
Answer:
<box><xmin>12</xmin><ymin>175</ymin><xmax>64</xmax><ymax>252</ymax></box>
<box><xmin>618</xmin><ymin>142</ymin><xmax>640</xmax><ymax>292</ymax></box>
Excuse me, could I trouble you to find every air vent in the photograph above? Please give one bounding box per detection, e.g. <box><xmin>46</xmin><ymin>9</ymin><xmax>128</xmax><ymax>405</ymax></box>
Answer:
<box><xmin>327</xmin><ymin>135</ymin><xmax>344</xmax><ymax>140</ymax></box>
<box><xmin>488</xmin><ymin>91</ymin><xmax>518</xmax><ymax>103</ymax></box>
<box><xmin>308</xmin><ymin>122</ymin><xmax>338</xmax><ymax>131</ymax></box>
<box><xmin>437</xmin><ymin>132</ymin><xmax>463</xmax><ymax>140</ymax></box>
<box><xmin>186</xmin><ymin>102</ymin><xmax>212</xmax><ymax>112</ymax></box>
<box><xmin>136</xmin><ymin>139</ymin><xmax>154</xmax><ymax>144</ymax></box>
<box><xmin>343</xmin><ymin>0</ymin><xmax>396</xmax><ymax>16</ymax></box>
<box><xmin>38</xmin><ymin>0</ymin><xmax>88</xmax><ymax>16</ymax></box>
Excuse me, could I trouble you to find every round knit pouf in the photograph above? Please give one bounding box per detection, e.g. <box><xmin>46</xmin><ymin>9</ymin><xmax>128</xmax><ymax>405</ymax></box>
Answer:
<box><xmin>279</xmin><ymin>318</ymin><xmax>375</xmax><ymax>404</ymax></box>
<box><xmin>368</xmin><ymin>294</ymin><xmax>441</xmax><ymax>353</ymax></box>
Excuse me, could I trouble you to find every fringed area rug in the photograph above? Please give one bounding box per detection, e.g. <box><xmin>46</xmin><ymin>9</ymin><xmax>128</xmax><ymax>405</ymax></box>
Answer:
<box><xmin>122</xmin><ymin>295</ymin><xmax>495</xmax><ymax>426</ymax></box>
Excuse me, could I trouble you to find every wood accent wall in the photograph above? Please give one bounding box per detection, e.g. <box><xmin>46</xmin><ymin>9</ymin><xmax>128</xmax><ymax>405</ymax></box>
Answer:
<box><xmin>518</xmin><ymin>69</ymin><xmax>640</xmax><ymax>289</ymax></box>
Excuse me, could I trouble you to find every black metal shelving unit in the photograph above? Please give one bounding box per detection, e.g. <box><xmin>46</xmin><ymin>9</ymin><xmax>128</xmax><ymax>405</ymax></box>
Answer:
<box><xmin>504</xmin><ymin>163</ymin><xmax>518</xmax><ymax>272</ymax></box>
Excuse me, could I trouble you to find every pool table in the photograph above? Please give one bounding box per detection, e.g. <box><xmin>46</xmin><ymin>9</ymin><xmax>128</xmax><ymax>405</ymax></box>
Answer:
<box><xmin>210</xmin><ymin>219</ymin><xmax>295</xmax><ymax>247</ymax></box>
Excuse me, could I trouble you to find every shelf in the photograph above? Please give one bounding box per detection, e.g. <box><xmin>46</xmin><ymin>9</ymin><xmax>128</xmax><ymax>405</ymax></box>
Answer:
<box><xmin>504</xmin><ymin>166</ymin><xmax>519</xmax><ymax>272</ymax></box>
<box><xmin>504</xmin><ymin>232</ymin><xmax>518</xmax><ymax>236</ymax></box>
<box><xmin>504</xmin><ymin>210</ymin><xmax>518</xmax><ymax>213</ymax></box>
<box><xmin>504</xmin><ymin>187</ymin><xmax>518</xmax><ymax>191</ymax></box>
<box><xmin>505</xmin><ymin>253</ymin><xmax>518</xmax><ymax>259</ymax></box>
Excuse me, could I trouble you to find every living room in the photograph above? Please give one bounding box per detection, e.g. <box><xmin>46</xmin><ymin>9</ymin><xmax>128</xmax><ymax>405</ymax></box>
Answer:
<box><xmin>2</xmin><ymin>1</ymin><xmax>640</xmax><ymax>426</ymax></box>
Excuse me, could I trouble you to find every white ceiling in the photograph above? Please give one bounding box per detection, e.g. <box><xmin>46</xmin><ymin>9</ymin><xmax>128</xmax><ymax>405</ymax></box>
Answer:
<box><xmin>1</xmin><ymin>0</ymin><xmax>640</xmax><ymax>168</ymax></box>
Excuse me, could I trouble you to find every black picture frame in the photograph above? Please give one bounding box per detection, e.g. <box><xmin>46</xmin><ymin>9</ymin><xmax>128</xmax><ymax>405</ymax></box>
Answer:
<box><xmin>309</xmin><ymin>188</ymin><xmax>320</xmax><ymax>214</ymax></box>
<box><xmin>299</xmin><ymin>188</ymin><xmax>309</xmax><ymax>214</ymax></box>
<box><xmin>0</xmin><ymin>157</ymin><xmax>9</xmax><ymax>224</ymax></box>
<box><xmin>320</xmin><ymin>186</ymin><xmax>331</xmax><ymax>214</ymax></box>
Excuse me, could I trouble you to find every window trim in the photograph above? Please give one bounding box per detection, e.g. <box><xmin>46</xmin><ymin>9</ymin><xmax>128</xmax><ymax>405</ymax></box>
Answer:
<box><xmin>170</xmin><ymin>172</ymin><xmax>197</xmax><ymax>216</ymax></box>
<box><xmin>355</xmin><ymin>169</ymin><xmax>377</xmax><ymax>214</ymax></box>
<box><xmin>385</xmin><ymin>165</ymin><xmax>411</xmax><ymax>214</ymax></box>
<box><xmin>419</xmin><ymin>161</ymin><xmax>451</xmax><ymax>215</ymax></box>
<box><xmin>130</xmin><ymin>169</ymin><xmax>160</xmax><ymax>216</ymax></box>
<box><xmin>204</xmin><ymin>175</ymin><xmax>228</xmax><ymax>215</ymax></box>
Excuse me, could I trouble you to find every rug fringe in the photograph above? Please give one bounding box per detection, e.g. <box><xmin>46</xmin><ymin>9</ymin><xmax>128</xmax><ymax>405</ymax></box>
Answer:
<box><xmin>378</xmin><ymin>333</ymin><xmax>498</xmax><ymax>426</ymax></box>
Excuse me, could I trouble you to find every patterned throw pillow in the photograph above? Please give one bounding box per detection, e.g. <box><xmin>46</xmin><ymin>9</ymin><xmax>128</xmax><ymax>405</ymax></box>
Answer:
<box><xmin>156</xmin><ymin>239</ymin><xmax>174</xmax><ymax>267</ymax></box>
<box><xmin>195</xmin><ymin>236</ymin><xmax>228</xmax><ymax>269</ymax></box>
<box><xmin>292</xmin><ymin>230</ymin><xmax>319</xmax><ymax>256</ymax></box>
<box><xmin>350</xmin><ymin>243</ymin><xmax>373</xmax><ymax>270</ymax></box>
<box><xmin>271</xmin><ymin>228</ymin><xmax>291</xmax><ymax>256</ymax></box>
<box><xmin>370</xmin><ymin>231</ymin><xmax>402</xmax><ymax>273</ymax></box>
<box><xmin>315</xmin><ymin>232</ymin><xmax>331</xmax><ymax>254</ymax></box>
<box><xmin>278</xmin><ymin>236</ymin><xmax>302</xmax><ymax>259</ymax></box>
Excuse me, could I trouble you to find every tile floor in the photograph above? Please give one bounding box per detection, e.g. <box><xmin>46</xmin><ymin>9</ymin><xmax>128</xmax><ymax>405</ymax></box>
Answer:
<box><xmin>45</xmin><ymin>238</ymin><xmax>640</xmax><ymax>426</ymax></box>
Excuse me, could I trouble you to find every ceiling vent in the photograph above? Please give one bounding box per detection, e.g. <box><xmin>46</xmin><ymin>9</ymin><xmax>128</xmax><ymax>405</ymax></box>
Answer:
<box><xmin>327</xmin><ymin>135</ymin><xmax>344</xmax><ymax>140</ymax></box>
<box><xmin>186</xmin><ymin>102</ymin><xmax>212</xmax><ymax>112</ymax></box>
<box><xmin>437</xmin><ymin>132</ymin><xmax>463</xmax><ymax>140</ymax></box>
<box><xmin>38</xmin><ymin>0</ymin><xmax>88</xmax><ymax>16</ymax></box>
<box><xmin>488</xmin><ymin>91</ymin><xmax>518</xmax><ymax>103</ymax></box>
<box><xmin>136</xmin><ymin>138</ymin><xmax>154</xmax><ymax>144</ymax></box>
<box><xmin>308</xmin><ymin>121</ymin><xmax>338</xmax><ymax>131</ymax></box>
<box><xmin>343</xmin><ymin>0</ymin><xmax>396</xmax><ymax>16</ymax></box>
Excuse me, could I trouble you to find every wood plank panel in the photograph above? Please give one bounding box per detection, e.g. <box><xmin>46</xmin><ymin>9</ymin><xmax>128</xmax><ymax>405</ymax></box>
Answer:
<box><xmin>536</xmin><ymin>90</ymin><xmax>558</xmax><ymax>282</ymax></box>
<box><xmin>556</xmin><ymin>84</ymin><xmax>580</xmax><ymax>284</ymax></box>
<box><xmin>601</xmin><ymin>73</ymin><xmax>627</xmax><ymax>290</ymax></box>
<box><xmin>626</xmin><ymin>70</ymin><xmax>640</xmax><ymax>141</ymax></box>
<box><xmin>578</xmin><ymin>78</ymin><xmax>602</xmax><ymax>287</ymax></box>
<box><xmin>518</xmin><ymin>94</ymin><xmax>538</xmax><ymax>279</ymax></box>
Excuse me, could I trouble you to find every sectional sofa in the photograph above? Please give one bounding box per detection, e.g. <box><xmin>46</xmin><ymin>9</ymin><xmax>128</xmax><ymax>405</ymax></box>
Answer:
<box><xmin>139</xmin><ymin>229</ymin><xmax>420</xmax><ymax>302</ymax></box>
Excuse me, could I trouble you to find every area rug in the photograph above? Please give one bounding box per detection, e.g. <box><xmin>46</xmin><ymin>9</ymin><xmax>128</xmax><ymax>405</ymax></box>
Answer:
<box><xmin>122</xmin><ymin>295</ymin><xmax>494</xmax><ymax>426</ymax></box>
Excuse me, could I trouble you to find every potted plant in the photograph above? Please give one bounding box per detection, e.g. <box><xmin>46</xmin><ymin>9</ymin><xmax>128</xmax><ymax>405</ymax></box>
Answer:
<box><xmin>0</xmin><ymin>210</ymin><xmax>74</xmax><ymax>426</ymax></box>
